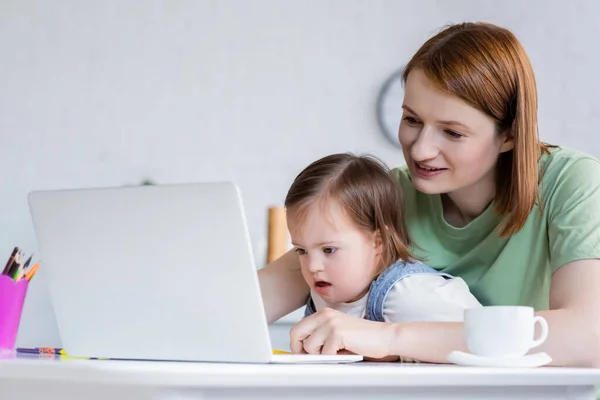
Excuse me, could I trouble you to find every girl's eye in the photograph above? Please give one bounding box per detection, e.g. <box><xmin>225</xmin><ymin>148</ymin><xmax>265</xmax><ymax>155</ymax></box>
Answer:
<box><xmin>294</xmin><ymin>248</ymin><xmax>307</xmax><ymax>256</ymax></box>
<box><xmin>322</xmin><ymin>247</ymin><xmax>337</xmax><ymax>255</ymax></box>
<box><xmin>444</xmin><ymin>130</ymin><xmax>464</xmax><ymax>139</ymax></box>
<box><xmin>403</xmin><ymin>116</ymin><xmax>420</xmax><ymax>126</ymax></box>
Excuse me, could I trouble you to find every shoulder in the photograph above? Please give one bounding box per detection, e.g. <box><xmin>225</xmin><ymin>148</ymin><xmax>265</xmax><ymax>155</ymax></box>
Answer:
<box><xmin>382</xmin><ymin>274</ymin><xmax>481</xmax><ymax>323</ymax></box>
<box><xmin>371</xmin><ymin>260</ymin><xmax>448</xmax><ymax>293</ymax></box>
<box><xmin>390</xmin><ymin>165</ymin><xmax>423</xmax><ymax>210</ymax></box>
<box><xmin>538</xmin><ymin>147</ymin><xmax>600</xmax><ymax>270</ymax></box>
<box><xmin>539</xmin><ymin>146</ymin><xmax>600</xmax><ymax>217</ymax></box>
<box><xmin>540</xmin><ymin>146</ymin><xmax>600</xmax><ymax>184</ymax></box>
<box><xmin>391</xmin><ymin>165</ymin><xmax>411</xmax><ymax>187</ymax></box>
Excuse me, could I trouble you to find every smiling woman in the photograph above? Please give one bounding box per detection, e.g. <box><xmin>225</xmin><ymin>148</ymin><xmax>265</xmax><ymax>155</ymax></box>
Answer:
<box><xmin>258</xmin><ymin>22</ymin><xmax>600</xmax><ymax>368</ymax></box>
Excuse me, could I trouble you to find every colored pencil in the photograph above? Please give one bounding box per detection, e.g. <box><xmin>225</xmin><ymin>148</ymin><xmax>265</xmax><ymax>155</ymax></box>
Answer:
<box><xmin>24</xmin><ymin>264</ymin><xmax>40</xmax><ymax>281</ymax></box>
<box><xmin>17</xmin><ymin>347</ymin><xmax>66</xmax><ymax>355</ymax></box>
<box><xmin>2</xmin><ymin>247</ymin><xmax>18</xmax><ymax>275</ymax></box>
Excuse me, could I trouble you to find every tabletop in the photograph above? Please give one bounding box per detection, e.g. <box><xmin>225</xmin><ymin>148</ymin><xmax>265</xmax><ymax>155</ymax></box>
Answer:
<box><xmin>1</xmin><ymin>353</ymin><xmax>600</xmax><ymax>389</ymax></box>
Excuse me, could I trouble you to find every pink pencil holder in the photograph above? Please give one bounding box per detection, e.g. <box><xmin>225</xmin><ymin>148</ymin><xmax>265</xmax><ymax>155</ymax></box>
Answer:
<box><xmin>0</xmin><ymin>275</ymin><xmax>29</xmax><ymax>350</ymax></box>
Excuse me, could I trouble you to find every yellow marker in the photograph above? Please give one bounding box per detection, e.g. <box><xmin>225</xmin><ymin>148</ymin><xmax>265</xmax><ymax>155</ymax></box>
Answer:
<box><xmin>272</xmin><ymin>349</ymin><xmax>291</xmax><ymax>354</ymax></box>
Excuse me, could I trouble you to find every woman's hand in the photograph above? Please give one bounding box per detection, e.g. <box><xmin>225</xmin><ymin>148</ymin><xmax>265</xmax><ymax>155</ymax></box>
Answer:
<box><xmin>289</xmin><ymin>308</ymin><xmax>399</xmax><ymax>359</ymax></box>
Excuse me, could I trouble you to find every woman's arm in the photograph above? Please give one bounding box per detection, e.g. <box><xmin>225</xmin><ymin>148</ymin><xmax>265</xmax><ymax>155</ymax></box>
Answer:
<box><xmin>390</xmin><ymin>260</ymin><xmax>600</xmax><ymax>366</ymax></box>
<box><xmin>539</xmin><ymin>259</ymin><xmax>600</xmax><ymax>366</ymax></box>
<box><xmin>291</xmin><ymin>260</ymin><xmax>600</xmax><ymax>367</ymax></box>
<box><xmin>258</xmin><ymin>249</ymin><xmax>309</xmax><ymax>324</ymax></box>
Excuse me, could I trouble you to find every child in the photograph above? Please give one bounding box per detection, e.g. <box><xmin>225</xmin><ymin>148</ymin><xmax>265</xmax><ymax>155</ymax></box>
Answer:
<box><xmin>284</xmin><ymin>153</ymin><xmax>481</xmax><ymax>343</ymax></box>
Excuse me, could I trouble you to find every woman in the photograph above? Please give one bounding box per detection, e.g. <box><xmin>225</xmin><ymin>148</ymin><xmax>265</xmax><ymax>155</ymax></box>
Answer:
<box><xmin>259</xmin><ymin>22</ymin><xmax>600</xmax><ymax>367</ymax></box>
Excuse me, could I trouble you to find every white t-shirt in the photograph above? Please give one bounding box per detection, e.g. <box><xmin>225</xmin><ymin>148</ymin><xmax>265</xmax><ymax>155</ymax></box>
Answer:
<box><xmin>311</xmin><ymin>274</ymin><xmax>481</xmax><ymax>323</ymax></box>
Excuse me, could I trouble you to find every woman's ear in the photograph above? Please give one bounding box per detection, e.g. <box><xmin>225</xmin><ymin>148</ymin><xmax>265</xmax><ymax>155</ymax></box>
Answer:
<box><xmin>499</xmin><ymin>129</ymin><xmax>514</xmax><ymax>153</ymax></box>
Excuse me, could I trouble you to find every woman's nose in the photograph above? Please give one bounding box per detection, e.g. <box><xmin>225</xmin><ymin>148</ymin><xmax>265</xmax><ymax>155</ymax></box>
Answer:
<box><xmin>410</xmin><ymin>127</ymin><xmax>439</xmax><ymax>161</ymax></box>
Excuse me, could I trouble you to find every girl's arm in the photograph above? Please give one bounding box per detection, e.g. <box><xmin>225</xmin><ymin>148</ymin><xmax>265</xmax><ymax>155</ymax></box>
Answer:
<box><xmin>258</xmin><ymin>249</ymin><xmax>310</xmax><ymax>324</ymax></box>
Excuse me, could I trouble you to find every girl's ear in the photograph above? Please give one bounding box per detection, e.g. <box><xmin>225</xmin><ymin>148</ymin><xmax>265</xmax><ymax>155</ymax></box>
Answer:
<box><xmin>373</xmin><ymin>229</ymin><xmax>383</xmax><ymax>255</ymax></box>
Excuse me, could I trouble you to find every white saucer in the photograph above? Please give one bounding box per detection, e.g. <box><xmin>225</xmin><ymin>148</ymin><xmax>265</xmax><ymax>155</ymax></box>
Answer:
<box><xmin>446</xmin><ymin>350</ymin><xmax>552</xmax><ymax>368</ymax></box>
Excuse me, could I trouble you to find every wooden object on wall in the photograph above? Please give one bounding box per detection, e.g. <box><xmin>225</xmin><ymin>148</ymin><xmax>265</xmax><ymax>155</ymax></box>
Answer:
<box><xmin>267</xmin><ymin>206</ymin><xmax>288</xmax><ymax>264</ymax></box>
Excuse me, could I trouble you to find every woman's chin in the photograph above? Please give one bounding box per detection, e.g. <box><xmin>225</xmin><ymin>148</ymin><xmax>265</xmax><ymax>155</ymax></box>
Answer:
<box><xmin>411</xmin><ymin>177</ymin><xmax>448</xmax><ymax>195</ymax></box>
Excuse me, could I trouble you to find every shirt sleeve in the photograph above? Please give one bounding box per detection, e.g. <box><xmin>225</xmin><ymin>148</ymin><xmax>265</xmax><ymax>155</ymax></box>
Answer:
<box><xmin>382</xmin><ymin>275</ymin><xmax>482</xmax><ymax>323</ymax></box>
<box><xmin>547</xmin><ymin>158</ymin><xmax>600</xmax><ymax>271</ymax></box>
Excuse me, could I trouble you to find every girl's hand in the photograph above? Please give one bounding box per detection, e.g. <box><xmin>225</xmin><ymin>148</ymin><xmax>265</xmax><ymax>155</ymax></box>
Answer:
<box><xmin>289</xmin><ymin>308</ymin><xmax>399</xmax><ymax>359</ymax></box>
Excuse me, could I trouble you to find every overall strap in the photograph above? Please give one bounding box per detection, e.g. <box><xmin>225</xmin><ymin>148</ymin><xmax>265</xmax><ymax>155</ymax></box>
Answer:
<box><xmin>304</xmin><ymin>295</ymin><xmax>317</xmax><ymax>318</ymax></box>
<box><xmin>365</xmin><ymin>260</ymin><xmax>453</xmax><ymax>322</ymax></box>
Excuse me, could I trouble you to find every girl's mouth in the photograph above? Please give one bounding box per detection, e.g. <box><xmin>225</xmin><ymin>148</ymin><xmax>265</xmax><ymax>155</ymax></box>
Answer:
<box><xmin>314</xmin><ymin>280</ymin><xmax>332</xmax><ymax>295</ymax></box>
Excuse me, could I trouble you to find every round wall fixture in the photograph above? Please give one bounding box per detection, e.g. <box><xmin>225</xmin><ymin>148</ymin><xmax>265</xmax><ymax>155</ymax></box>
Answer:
<box><xmin>376</xmin><ymin>68</ymin><xmax>405</xmax><ymax>148</ymax></box>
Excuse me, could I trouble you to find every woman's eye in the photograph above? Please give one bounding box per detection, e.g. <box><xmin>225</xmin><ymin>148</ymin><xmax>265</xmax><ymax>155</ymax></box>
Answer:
<box><xmin>403</xmin><ymin>116</ymin><xmax>420</xmax><ymax>126</ymax></box>
<box><xmin>445</xmin><ymin>130</ymin><xmax>463</xmax><ymax>139</ymax></box>
<box><xmin>322</xmin><ymin>247</ymin><xmax>337</xmax><ymax>255</ymax></box>
<box><xmin>294</xmin><ymin>248</ymin><xmax>307</xmax><ymax>255</ymax></box>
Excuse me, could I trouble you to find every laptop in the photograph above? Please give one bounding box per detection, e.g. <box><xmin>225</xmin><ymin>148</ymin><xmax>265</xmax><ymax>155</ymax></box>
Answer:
<box><xmin>27</xmin><ymin>182</ymin><xmax>362</xmax><ymax>364</ymax></box>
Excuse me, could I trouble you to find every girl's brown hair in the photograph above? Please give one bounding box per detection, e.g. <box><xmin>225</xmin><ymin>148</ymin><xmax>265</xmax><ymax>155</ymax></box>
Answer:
<box><xmin>403</xmin><ymin>22</ymin><xmax>551</xmax><ymax>237</ymax></box>
<box><xmin>284</xmin><ymin>153</ymin><xmax>413</xmax><ymax>272</ymax></box>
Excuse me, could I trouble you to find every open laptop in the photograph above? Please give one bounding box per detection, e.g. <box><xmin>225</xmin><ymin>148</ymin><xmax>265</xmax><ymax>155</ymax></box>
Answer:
<box><xmin>27</xmin><ymin>182</ymin><xmax>362</xmax><ymax>364</ymax></box>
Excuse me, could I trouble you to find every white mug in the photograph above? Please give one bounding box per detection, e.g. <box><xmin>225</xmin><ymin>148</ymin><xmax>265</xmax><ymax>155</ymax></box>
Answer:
<box><xmin>464</xmin><ymin>306</ymin><xmax>548</xmax><ymax>358</ymax></box>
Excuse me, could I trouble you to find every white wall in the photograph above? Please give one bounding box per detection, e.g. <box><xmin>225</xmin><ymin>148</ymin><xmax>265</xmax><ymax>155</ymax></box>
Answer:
<box><xmin>2</xmin><ymin>0</ymin><xmax>598</xmax><ymax>347</ymax></box>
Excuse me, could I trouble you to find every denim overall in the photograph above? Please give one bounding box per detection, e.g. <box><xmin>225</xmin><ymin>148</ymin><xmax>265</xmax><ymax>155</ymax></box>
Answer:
<box><xmin>304</xmin><ymin>260</ymin><xmax>453</xmax><ymax>322</ymax></box>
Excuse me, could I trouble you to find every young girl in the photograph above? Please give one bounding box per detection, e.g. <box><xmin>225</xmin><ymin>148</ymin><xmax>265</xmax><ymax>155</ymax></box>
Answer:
<box><xmin>284</xmin><ymin>153</ymin><xmax>481</xmax><ymax>340</ymax></box>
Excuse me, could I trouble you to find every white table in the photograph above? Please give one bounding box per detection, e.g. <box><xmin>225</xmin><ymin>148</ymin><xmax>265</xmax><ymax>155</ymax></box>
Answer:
<box><xmin>0</xmin><ymin>354</ymin><xmax>599</xmax><ymax>400</ymax></box>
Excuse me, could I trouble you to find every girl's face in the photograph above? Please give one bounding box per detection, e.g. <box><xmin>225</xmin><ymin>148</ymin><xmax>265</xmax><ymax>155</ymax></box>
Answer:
<box><xmin>287</xmin><ymin>201</ymin><xmax>381</xmax><ymax>304</ymax></box>
<box><xmin>398</xmin><ymin>68</ymin><xmax>513</xmax><ymax>200</ymax></box>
